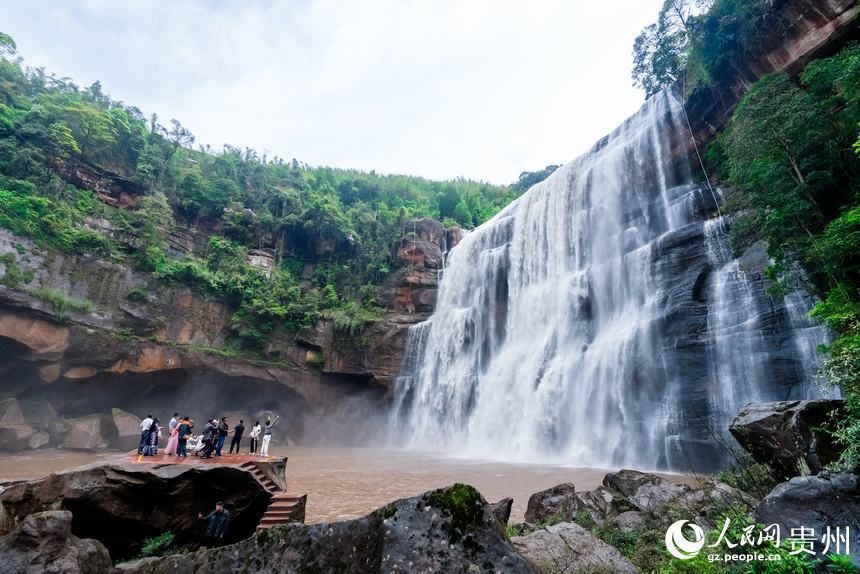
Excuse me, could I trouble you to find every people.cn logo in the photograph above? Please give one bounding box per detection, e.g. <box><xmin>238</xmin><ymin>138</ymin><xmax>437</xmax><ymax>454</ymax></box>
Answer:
<box><xmin>665</xmin><ymin>520</ymin><xmax>706</xmax><ymax>559</ymax></box>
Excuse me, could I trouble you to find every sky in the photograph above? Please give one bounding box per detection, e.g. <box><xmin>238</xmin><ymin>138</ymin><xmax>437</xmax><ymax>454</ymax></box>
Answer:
<box><xmin>3</xmin><ymin>1</ymin><xmax>664</xmax><ymax>186</ymax></box>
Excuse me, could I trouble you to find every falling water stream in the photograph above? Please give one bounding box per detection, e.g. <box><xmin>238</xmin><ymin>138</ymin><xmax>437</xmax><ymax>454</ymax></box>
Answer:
<box><xmin>392</xmin><ymin>91</ymin><xmax>832</xmax><ymax>472</ymax></box>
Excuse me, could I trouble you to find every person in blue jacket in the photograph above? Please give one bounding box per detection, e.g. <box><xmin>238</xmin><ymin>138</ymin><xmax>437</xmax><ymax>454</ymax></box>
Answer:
<box><xmin>198</xmin><ymin>501</ymin><xmax>229</xmax><ymax>548</ymax></box>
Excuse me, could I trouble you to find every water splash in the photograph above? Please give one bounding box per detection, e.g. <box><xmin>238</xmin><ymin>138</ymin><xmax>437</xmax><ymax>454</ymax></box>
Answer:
<box><xmin>391</xmin><ymin>91</ymin><xmax>832</xmax><ymax>471</ymax></box>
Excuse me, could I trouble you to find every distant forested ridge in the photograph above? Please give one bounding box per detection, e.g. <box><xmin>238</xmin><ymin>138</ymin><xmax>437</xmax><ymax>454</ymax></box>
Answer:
<box><xmin>634</xmin><ymin>1</ymin><xmax>860</xmax><ymax>470</ymax></box>
<box><xmin>0</xmin><ymin>31</ymin><xmax>527</xmax><ymax>349</ymax></box>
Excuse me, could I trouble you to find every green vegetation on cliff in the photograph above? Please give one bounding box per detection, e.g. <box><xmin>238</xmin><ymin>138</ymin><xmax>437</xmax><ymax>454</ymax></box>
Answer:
<box><xmin>632</xmin><ymin>0</ymin><xmax>776</xmax><ymax>98</ymax></box>
<box><xmin>711</xmin><ymin>45</ymin><xmax>860</xmax><ymax>471</ymax></box>
<box><xmin>0</xmin><ymin>31</ymin><xmax>520</xmax><ymax>350</ymax></box>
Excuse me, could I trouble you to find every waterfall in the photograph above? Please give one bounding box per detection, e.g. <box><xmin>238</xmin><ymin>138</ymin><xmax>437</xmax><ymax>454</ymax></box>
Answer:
<box><xmin>391</xmin><ymin>91</ymin><xmax>832</xmax><ymax>472</ymax></box>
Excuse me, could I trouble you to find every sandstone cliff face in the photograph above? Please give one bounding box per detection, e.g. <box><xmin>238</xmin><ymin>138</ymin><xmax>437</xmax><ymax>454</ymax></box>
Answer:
<box><xmin>685</xmin><ymin>0</ymin><xmax>860</xmax><ymax>151</ymax></box>
<box><xmin>0</xmin><ymin>225</ymin><xmax>437</xmax><ymax>448</ymax></box>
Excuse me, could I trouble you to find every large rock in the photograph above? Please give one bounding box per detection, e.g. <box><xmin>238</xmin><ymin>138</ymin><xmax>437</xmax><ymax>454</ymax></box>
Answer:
<box><xmin>397</xmin><ymin>218</ymin><xmax>446</xmax><ymax>270</ymax></box>
<box><xmin>113</xmin><ymin>484</ymin><xmax>535</xmax><ymax>573</ymax></box>
<box><xmin>490</xmin><ymin>497</ymin><xmax>513</xmax><ymax>525</ymax></box>
<box><xmin>524</xmin><ymin>483</ymin><xmax>578</xmax><ymax>523</ymax></box>
<box><xmin>0</xmin><ymin>398</ymin><xmax>35</xmax><ymax>452</ymax></box>
<box><xmin>0</xmin><ymin>457</ymin><xmax>282</xmax><ymax>560</ymax></box>
<box><xmin>0</xmin><ymin>510</ymin><xmax>112</xmax><ymax>574</ymax></box>
<box><xmin>755</xmin><ymin>473</ymin><xmax>859</xmax><ymax>565</ymax></box>
<box><xmin>0</xmin><ymin>423</ymin><xmax>35</xmax><ymax>452</ymax></box>
<box><xmin>61</xmin><ymin>413</ymin><xmax>117</xmax><ymax>450</ymax></box>
<box><xmin>603</xmin><ymin>470</ymin><xmax>691</xmax><ymax>514</ymax></box>
<box><xmin>599</xmin><ymin>470</ymin><xmax>752</xmax><ymax>525</ymax></box>
<box><xmin>446</xmin><ymin>225</ymin><xmax>463</xmax><ymax>250</ymax></box>
<box><xmin>112</xmin><ymin>408</ymin><xmax>143</xmax><ymax>451</ymax></box>
<box><xmin>28</xmin><ymin>431</ymin><xmax>50</xmax><ymax>450</ymax></box>
<box><xmin>0</xmin><ymin>398</ymin><xmax>26</xmax><ymax>425</ymax></box>
<box><xmin>730</xmin><ymin>399</ymin><xmax>843</xmax><ymax>479</ymax></box>
<box><xmin>19</xmin><ymin>397</ymin><xmax>58</xmax><ymax>428</ymax></box>
<box><xmin>511</xmin><ymin>522</ymin><xmax>639</xmax><ymax>574</ymax></box>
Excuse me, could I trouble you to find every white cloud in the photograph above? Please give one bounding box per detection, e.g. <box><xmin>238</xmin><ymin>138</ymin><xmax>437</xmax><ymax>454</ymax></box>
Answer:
<box><xmin>3</xmin><ymin>0</ymin><xmax>664</xmax><ymax>184</ymax></box>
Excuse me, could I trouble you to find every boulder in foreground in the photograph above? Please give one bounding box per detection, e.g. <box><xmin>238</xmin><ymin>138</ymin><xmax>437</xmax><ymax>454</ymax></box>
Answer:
<box><xmin>755</xmin><ymin>472</ymin><xmax>859</xmax><ymax>566</ymax></box>
<box><xmin>115</xmin><ymin>483</ymin><xmax>535</xmax><ymax>573</ymax></box>
<box><xmin>0</xmin><ymin>510</ymin><xmax>112</xmax><ymax>574</ymax></box>
<box><xmin>730</xmin><ymin>399</ymin><xmax>842</xmax><ymax>479</ymax></box>
<box><xmin>511</xmin><ymin>522</ymin><xmax>639</xmax><ymax>574</ymax></box>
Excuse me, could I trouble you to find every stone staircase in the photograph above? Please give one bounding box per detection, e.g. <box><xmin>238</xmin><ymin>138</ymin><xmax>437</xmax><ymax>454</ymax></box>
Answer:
<box><xmin>238</xmin><ymin>460</ymin><xmax>306</xmax><ymax>530</ymax></box>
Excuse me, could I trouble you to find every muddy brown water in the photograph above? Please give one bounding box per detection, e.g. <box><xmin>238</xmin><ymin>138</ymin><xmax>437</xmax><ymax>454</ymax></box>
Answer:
<box><xmin>0</xmin><ymin>446</ymin><xmax>697</xmax><ymax>524</ymax></box>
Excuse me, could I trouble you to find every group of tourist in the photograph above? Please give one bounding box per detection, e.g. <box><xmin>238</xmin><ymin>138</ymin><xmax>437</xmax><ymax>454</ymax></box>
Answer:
<box><xmin>137</xmin><ymin>413</ymin><xmax>281</xmax><ymax>458</ymax></box>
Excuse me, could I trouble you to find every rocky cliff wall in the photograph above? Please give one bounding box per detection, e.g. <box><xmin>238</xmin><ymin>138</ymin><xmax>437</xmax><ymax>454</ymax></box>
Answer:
<box><xmin>686</xmin><ymin>0</ymin><xmax>860</xmax><ymax>150</ymax></box>
<box><xmin>0</xmin><ymin>223</ymin><xmax>441</xmax><ymax>450</ymax></box>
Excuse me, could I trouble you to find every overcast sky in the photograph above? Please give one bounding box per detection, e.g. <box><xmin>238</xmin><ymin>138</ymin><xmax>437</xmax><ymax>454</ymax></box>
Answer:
<box><xmin>3</xmin><ymin>1</ymin><xmax>663</xmax><ymax>185</ymax></box>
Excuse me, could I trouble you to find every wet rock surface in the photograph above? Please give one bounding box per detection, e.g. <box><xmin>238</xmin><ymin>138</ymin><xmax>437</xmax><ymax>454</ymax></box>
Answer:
<box><xmin>113</xmin><ymin>484</ymin><xmax>534</xmax><ymax>574</ymax></box>
<box><xmin>0</xmin><ymin>510</ymin><xmax>112</xmax><ymax>574</ymax></box>
<box><xmin>490</xmin><ymin>497</ymin><xmax>513</xmax><ymax>525</ymax></box>
<box><xmin>730</xmin><ymin>399</ymin><xmax>843</xmax><ymax>479</ymax></box>
<box><xmin>754</xmin><ymin>472</ymin><xmax>860</xmax><ymax>564</ymax></box>
<box><xmin>524</xmin><ymin>482</ymin><xmax>578</xmax><ymax>523</ymax></box>
<box><xmin>0</xmin><ymin>458</ymin><xmax>282</xmax><ymax>560</ymax></box>
<box><xmin>0</xmin><ymin>398</ymin><xmax>35</xmax><ymax>452</ymax></box>
<box><xmin>61</xmin><ymin>413</ymin><xmax>117</xmax><ymax>450</ymax></box>
<box><xmin>511</xmin><ymin>522</ymin><xmax>639</xmax><ymax>574</ymax></box>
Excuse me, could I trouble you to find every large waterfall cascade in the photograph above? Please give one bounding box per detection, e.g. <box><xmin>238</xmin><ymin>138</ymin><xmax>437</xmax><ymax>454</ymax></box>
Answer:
<box><xmin>391</xmin><ymin>91</ymin><xmax>832</xmax><ymax>471</ymax></box>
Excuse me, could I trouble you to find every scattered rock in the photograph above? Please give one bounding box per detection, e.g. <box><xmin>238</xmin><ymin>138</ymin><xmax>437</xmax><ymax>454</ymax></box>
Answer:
<box><xmin>19</xmin><ymin>397</ymin><xmax>58</xmax><ymax>428</ymax></box>
<box><xmin>730</xmin><ymin>400</ymin><xmax>843</xmax><ymax>479</ymax></box>
<box><xmin>490</xmin><ymin>497</ymin><xmax>513</xmax><ymax>525</ymax></box>
<box><xmin>524</xmin><ymin>482</ymin><xmax>578</xmax><ymax>523</ymax></box>
<box><xmin>0</xmin><ymin>510</ymin><xmax>112</xmax><ymax>574</ymax></box>
<box><xmin>755</xmin><ymin>472</ymin><xmax>859</xmax><ymax>564</ymax></box>
<box><xmin>0</xmin><ymin>422</ymin><xmax>35</xmax><ymax>452</ymax></box>
<box><xmin>61</xmin><ymin>413</ymin><xmax>117</xmax><ymax>450</ymax></box>
<box><xmin>0</xmin><ymin>398</ymin><xmax>26</xmax><ymax>425</ymax></box>
<box><xmin>603</xmin><ymin>470</ymin><xmax>691</xmax><ymax>514</ymax></box>
<box><xmin>111</xmin><ymin>484</ymin><xmax>535</xmax><ymax>573</ymax></box>
<box><xmin>0</xmin><ymin>398</ymin><xmax>35</xmax><ymax>452</ymax></box>
<box><xmin>111</xmin><ymin>408</ymin><xmax>142</xmax><ymax>451</ymax></box>
<box><xmin>28</xmin><ymin>431</ymin><xmax>50</xmax><ymax>450</ymax></box>
<box><xmin>574</xmin><ymin>485</ymin><xmax>618</xmax><ymax>522</ymax></box>
<box><xmin>511</xmin><ymin>522</ymin><xmax>639</xmax><ymax>574</ymax></box>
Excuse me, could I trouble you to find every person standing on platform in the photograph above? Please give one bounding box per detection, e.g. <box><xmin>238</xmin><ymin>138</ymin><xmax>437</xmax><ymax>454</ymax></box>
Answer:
<box><xmin>214</xmin><ymin>417</ymin><xmax>230</xmax><ymax>457</ymax></box>
<box><xmin>248</xmin><ymin>421</ymin><xmax>261</xmax><ymax>454</ymax></box>
<box><xmin>143</xmin><ymin>417</ymin><xmax>160</xmax><ymax>456</ymax></box>
<box><xmin>137</xmin><ymin>414</ymin><xmax>153</xmax><ymax>454</ymax></box>
<box><xmin>198</xmin><ymin>502</ymin><xmax>229</xmax><ymax>549</ymax></box>
<box><xmin>260</xmin><ymin>416</ymin><xmax>279</xmax><ymax>457</ymax></box>
<box><xmin>228</xmin><ymin>420</ymin><xmax>245</xmax><ymax>454</ymax></box>
<box><xmin>199</xmin><ymin>419</ymin><xmax>217</xmax><ymax>459</ymax></box>
<box><xmin>176</xmin><ymin>416</ymin><xmax>192</xmax><ymax>457</ymax></box>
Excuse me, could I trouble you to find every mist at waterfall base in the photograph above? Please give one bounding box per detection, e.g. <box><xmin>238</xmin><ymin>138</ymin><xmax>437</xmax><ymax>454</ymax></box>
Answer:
<box><xmin>391</xmin><ymin>91</ymin><xmax>834</xmax><ymax>473</ymax></box>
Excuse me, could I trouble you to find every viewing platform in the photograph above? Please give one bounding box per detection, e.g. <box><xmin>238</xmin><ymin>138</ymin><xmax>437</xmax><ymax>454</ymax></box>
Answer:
<box><xmin>124</xmin><ymin>451</ymin><xmax>307</xmax><ymax>528</ymax></box>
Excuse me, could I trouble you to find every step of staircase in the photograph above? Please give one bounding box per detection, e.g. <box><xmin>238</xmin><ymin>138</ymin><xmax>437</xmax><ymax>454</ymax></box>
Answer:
<box><xmin>256</xmin><ymin>493</ymin><xmax>307</xmax><ymax>530</ymax></box>
<box><xmin>237</xmin><ymin>461</ymin><xmax>306</xmax><ymax>531</ymax></box>
<box><xmin>238</xmin><ymin>461</ymin><xmax>282</xmax><ymax>493</ymax></box>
